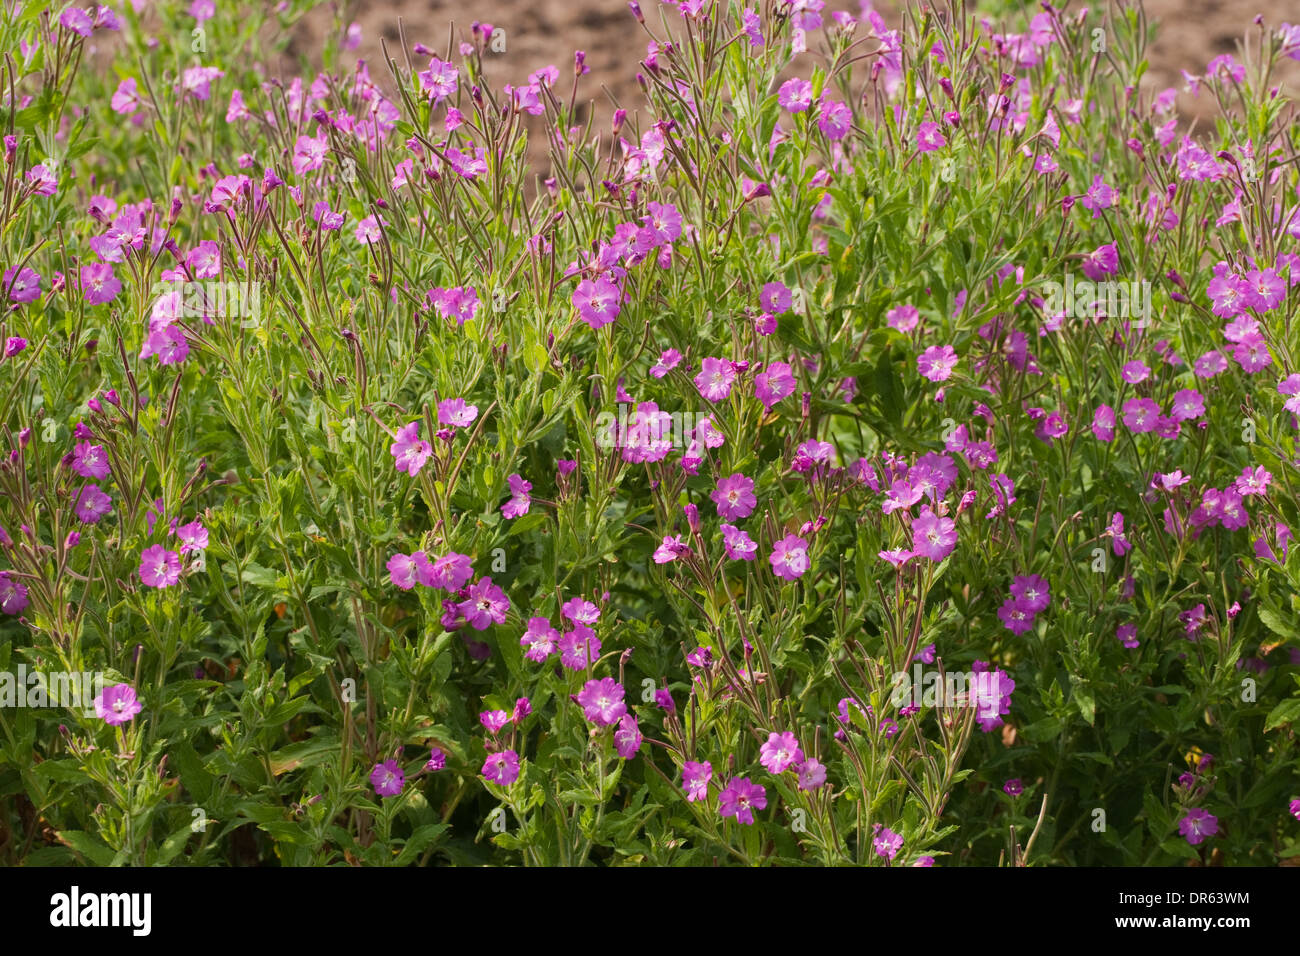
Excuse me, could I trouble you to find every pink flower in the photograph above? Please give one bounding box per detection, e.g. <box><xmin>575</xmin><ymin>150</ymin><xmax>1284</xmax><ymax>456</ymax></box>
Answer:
<box><xmin>0</xmin><ymin>572</ymin><xmax>28</xmax><ymax>615</ymax></box>
<box><xmin>520</xmin><ymin>617</ymin><xmax>559</xmax><ymax>662</ymax></box>
<box><xmin>682</xmin><ymin>761</ymin><xmax>712</xmax><ymax>801</ymax></box>
<box><xmin>561</xmin><ymin>598</ymin><xmax>600</xmax><ymax>625</ymax></box>
<box><xmin>437</xmin><ymin>397</ymin><xmax>479</xmax><ymax>429</ymax></box>
<box><xmin>759</xmin><ymin>731</ymin><xmax>803</xmax><ymax>774</ymax></box>
<box><xmin>390</xmin><ymin>421</ymin><xmax>432</xmax><ymax>476</ymax></box>
<box><xmin>577</xmin><ymin>677</ymin><xmax>627</xmax><ymax>726</ymax></box>
<box><xmin>873</xmin><ymin>826</ymin><xmax>904</xmax><ymax>860</ymax></box>
<box><xmin>694</xmin><ymin>357</ymin><xmax>737</xmax><ymax>402</ymax></box>
<box><xmin>721</xmin><ymin>523</ymin><xmax>758</xmax><ymax>560</ymax></box>
<box><xmin>911</xmin><ymin>506</ymin><xmax>956</xmax><ymax>561</ymax></box>
<box><xmin>573</xmin><ymin>275</ymin><xmax>621</xmax><ymax>329</ymax></box>
<box><xmin>59</xmin><ymin>7</ymin><xmax>95</xmax><ymax>37</ymax></box>
<box><xmin>614</xmin><ymin>713</ymin><xmax>642</xmax><ymax>758</ymax></box>
<box><xmin>559</xmin><ymin>626</ymin><xmax>601</xmax><ymax>670</ymax></box>
<box><xmin>778</xmin><ymin>78</ymin><xmax>813</xmax><ymax>112</ymax></box>
<box><xmin>1121</xmin><ymin>360</ymin><xmax>1150</xmax><ymax>384</ymax></box>
<box><xmin>111</xmin><ymin>77</ymin><xmax>140</xmax><ymax>114</ymax></box>
<box><xmin>428</xmin><ymin>552</ymin><xmax>473</xmax><ymax>591</ymax></box>
<box><xmin>80</xmin><ymin>263</ymin><xmax>121</xmax><ymax>306</ymax></box>
<box><xmin>1122</xmin><ymin>398</ymin><xmax>1160</xmax><ymax>433</ymax></box>
<box><xmin>769</xmin><ymin>534</ymin><xmax>810</xmax><ymax>581</ymax></box>
<box><xmin>998</xmin><ymin>597</ymin><xmax>1035</xmax><ymax>634</ymax></box>
<box><xmin>711</xmin><ymin>474</ymin><xmax>757</xmax><ymax>521</ymax></box>
<box><xmin>1010</xmin><ymin>574</ymin><xmax>1050</xmax><ymax>614</ymax></box>
<box><xmin>754</xmin><ymin>361</ymin><xmax>796</xmax><ymax>411</ymax></box>
<box><xmin>370</xmin><ymin>759</ymin><xmax>405</xmax><ymax>797</ymax></box>
<box><xmin>718</xmin><ymin>777</ymin><xmax>767</xmax><ymax>824</ymax></box>
<box><xmin>139</xmin><ymin>545</ymin><xmax>181</xmax><ymax>588</ymax></box>
<box><xmin>71</xmin><ymin>442</ymin><xmax>111</xmax><ymax>480</ymax></box>
<box><xmin>817</xmin><ymin>99</ymin><xmax>852</xmax><ymax>139</ymax></box>
<box><xmin>94</xmin><ymin>684</ymin><xmax>142</xmax><ymax>725</ymax></box>
<box><xmin>1117</xmin><ymin>623</ymin><xmax>1139</xmax><ymax>648</ymax></box>
<box><xmin>917</xmin><ymin>121</ymin><xmax>947</xmax><ymax>152</ymax></box>
<box><xmin>1178</xmin><ymin>807</ymin><xmax>1218</xmax><ymax>845</ymax></box>
<box><xmin>887</xmin><ymin>305</ymin><xmax>919</xmax><ymax>332</ymax></box>
<box><xmin>482</xmin><ymin>750</ymin><xmax>521</xmax><ymax>786</ymax></box>
<box><xmin>1079</xmin><ymin>175</ymin><xmax>1115</xmax><ymax>218</ymax></box>
<box><xmin>1091</xmin><ymin>404</ymin><xmax>1116</xmax><ymax>442</ymax></box>
<box><xmin>459</xmin><ymin>577</ymin><xmax>509</xmax><ymax>630</ymax></box>
<box><xmin>75</xmin><ymin>484</ymin><xmax>113</xmax><ymax>523</ymax></box>
<box><xmin>653</xmin><ymin>534</ymin><xmax>690</xmax><ymax>564</ymax></box>
<box><xmin>760</xmin><ymin>282</ymin><xmax>793</xmax><ymax>313</ymax></box>
<box><xmin>501</xmin><ymin>474</ymin><xmax>532</xmax><ymax>519</ymax></box>
<box><xmin>796</xmin><ymin>758</ymin><xmax>827</xmax><ymax>790</ymax></box>
<box><xmin>917</xmin><ymin>344</ymin><xmax>958</xmax><ymax>382</ymax></box>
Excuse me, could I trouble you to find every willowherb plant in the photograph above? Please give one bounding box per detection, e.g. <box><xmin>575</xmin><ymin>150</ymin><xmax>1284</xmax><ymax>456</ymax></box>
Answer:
<box><xmin>1</xmin><ymin>0</ymin><xmax>1299</xmax><ymax>867</ymax></box>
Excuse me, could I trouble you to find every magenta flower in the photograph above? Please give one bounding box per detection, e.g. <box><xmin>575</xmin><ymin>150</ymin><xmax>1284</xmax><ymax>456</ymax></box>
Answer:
<box><xmin>887</xmin><ymin>304</ymin><xmax>920</xmax><ymax>332</ymax></box>
<box><xmin>872</xmin><ymin>826</ymin><xmax>904</xmax><ymax>861</ymax></box>
<box><xmin>721</xmin><ymin>523</ymin><xmax>758</xmax><ymax>560</ymax></box>
<box><xmin>917</xmin><ymin>344</ymin><xmax>958</xmax><ymax>382</ymax></box>
<box><xmin>573</xmin><ymin>275</ymin><xmax>621</xmax><ymax>328</ymax></box>
<box><xmin>653</xmin><ymin>534</ymin><xmax>690</xmax><ymax>564</ymax></box>
<box><xmin>558</xmin><ymin>626</ymin><xmax>601</xmax><ymax>670</ymax></box>
<box><xmin>759</xmin><ymin>731</ymin><xmax>803</xmax><ymax>774</ymax></box>
<box><xmin>460</xmin><ymin>577</ymin><xmax>509</xmax><ymax>630</ymax></box>
<box><xmin>71</xmin><ymin>442</ymin><xmax>111</xmax><ymax>480</ymax></box>
<box><xmin>1079</xmin><ymin>242</ymin><xmax>1119</xmax><ymax>280</ymax></box>
<box><xmin>1003</xmin><ymin>778</ymin><xmax>1023</xmax><ymax>796</ymax></box>
<box><xmin>998</xmin><ymin>597</ymin><xmax>1035</xmax><ymax>634</ymax></box>
<box><xmin>768</xmin><ymin>534</ymin><xmax>810</xmax><ymax>581</ymax></box>
<box><xmin>614</xmin><ymin>713</ymin><xmax>642</xmax><ymax>758</ymax></box>
<box><xmin>94</xmin><ymin>684</ymin><xmax>142</xmax><ymax>725</ymax></box>
<box><xmin>1178</xmin><ymin>807</ymin><xmax>1218</xmax><ymax>845</ymax></box>
<box><xmin>817</xmin><ymin>99</ymin><xmax>852</xmax><ymax>140</ymax></box>
<box><xmin>917</xmin><ymin>121</ymin><xmax>947</xmax><ymax>152</ymax></box>
<box><xmin>561</xmin><ymin>598</ymin><xmax>600</xmax><ymax>624</ymax></box>
<box><xmin>138</xmin><ymin>545</ymin><xmax>181</xmax><ymax>588</ymax></box>
<box><xmin>426</xmin><ymin>748</ymin><xmax>447</xmax><ymax>771</ymax></box>
<box><xmin>1117</xmin><ymin>623</ymin><xmax>1139</xmax><ymax>648</ymax></box>
<box><xmin>649</xmin><ymin>348</ymin><xmax>682</xmax><ymax>378</ymax></box>
<box><xmin>1091</xmin><ymin>404</ymin><xmax>1116</xmax><ymax>442</ymax></box>
<box><xmin>176</xmin><ymin>520</ymin><xmax>208</xmax><ymax>553</ymax></box>
<box><xmin>0</xmin><ymin>572</ymin><xmax>27</xmax><ymax>615</ymax></box>
<box><xmin>1010</xmin><ymin>574</ymin><xmax>1050</xmax><ymax>614</ymax></box>
<box><xmin>682</xmin><ymin>761</ymin><xmax>712</xmax><ymax>802</ymax></box>
<box><xmin>777</xmin><ymin>78</ymin><xmax>813</xmax><ymax>112</ymax></box>
<box><xmin>796</xmin><ymin>758</ymin><xmax>827</xmax><ymax>791</ymax></box>
<box><xmin>711</xmin><ymin>473</ymin><xmax>757</xmax><ymax>521</ymax></box>
<box><xmin>520</xmin><ymin>617</ymin><xmax>559</xmax><ymax>662</ymax></box>
<box><xmin>718</xmin><ymin>777</ymin><xmax>767</xmax><ymax>825</ymax></box>
<box><xmin>694</xmin><ymin>357</ymin><xmax>737</xmax><ymax>402</ymax></box>
<box><xmin>912</xmin><ymin>506</ymin><xmax>956</xmax><ymax>561</ymax></box>
<box><xmin>479</xmin><ymin>709</ymin><xmax>510</xmax><ymax>733</ymax></box>
<box><xmin>760</xmin><ymin>281</ymin><xmax>793</xmax><ymax>313</ymax></box>
<box><xmin>75</xmin><ymin>484</ymin><xmax>113</xmax><ymax>523</ymax></box>
<box><xmin>482</xmin><ymin>750</ymin><xmax>521</xmax><ymax>786</ymax></box>
<box><xmin>1234</xmin><ymin>466</ymin><xmax>1272</xmax><ymax>497</ymax></box>
<box><xmin>3</xmin><ymin>266</ymin><xmax>41</xmax><ymax>304</ymax></box>
<box><xmin>1122</xmin><ymin>398</ymin><xmax>1160</xmax><ymax>433</ymax></box>
<box><xmin>59</xmin><ymin>8</ymin><xmax>95</xmax><ymax>37</ymax></box>
<box><xmin>1121</xmin><ymin>360</ymin><xmax>1150</xmax><ymax>384</ymax></box>
<box><xmin>437</xmin><ymin>398</ymin><xmax>479</xmax><ymax>428</ymax></box>
<box><xmin>577</xmin><ymin>677</ymin><xmax>627</xmax><ymax>726</ymax></box>
<box><xmin>370</xmin><ymin>759</ymin><xmax>405</xmax><ymax>797</ymax></box>
<box><xmin>80</xmin><ymin>263</ymin><xmax>121</xmax><ymax>306</ymax></box>
<box><xmin>390</xmin><ymin>422</ymin><xmax>432</xmax><ymax>476</ymax></box>
<box><xmin>1079</xmin><ymin>174</ymin><xmax>1115</xmax><ymax>218</ymax></box>
<box><xmin>501</xmin><ymin>474</ymin><xmax>532</xmax><ymax>519</ymax></box>
<box><xmin>754</xmin><ymin>361</ymin><xmax>796</xmax><ymax>411</ymax></box>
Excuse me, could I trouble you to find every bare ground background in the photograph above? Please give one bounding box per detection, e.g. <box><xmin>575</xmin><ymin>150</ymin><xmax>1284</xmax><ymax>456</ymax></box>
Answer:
<box><xmin>282</xmin><ymin>0</ymin><xmax>1298</xmax><ymax>170</ymax></box>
